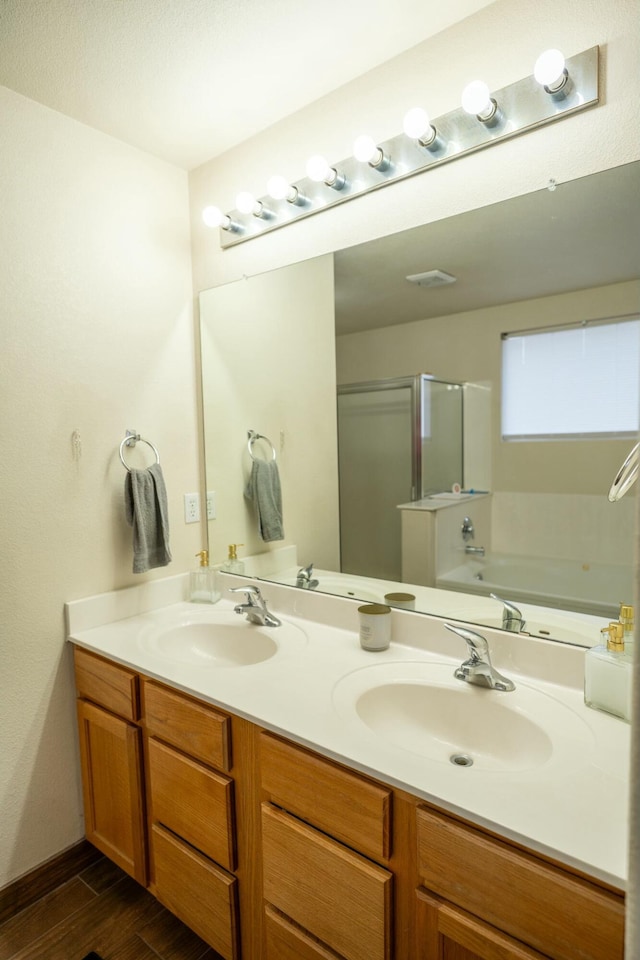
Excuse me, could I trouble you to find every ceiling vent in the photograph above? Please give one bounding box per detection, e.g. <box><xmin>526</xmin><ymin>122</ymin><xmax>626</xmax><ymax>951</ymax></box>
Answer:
<box><xmin>406</xmin><ymin>269</ymin><xmax>457</xmax><ymax>288</ymax></box>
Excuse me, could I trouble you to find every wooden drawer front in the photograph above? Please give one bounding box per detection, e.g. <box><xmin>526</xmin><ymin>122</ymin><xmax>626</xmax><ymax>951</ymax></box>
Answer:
<box><xmin>152</xmin><ymin>823</ymin><xmax>238</xmax><ymax>960</ymax></box>
<box><xmin>147</xmin><ymin>738</ymin><xmax>235</xmax><ymax>871</ymax></box>
<box><xmin>416</xmin><ymin>888</ymin><xmax>550</xmax><ymax>960</ymax></box>
<box><xmin>260</xmin><ymin>732</ymin><xmax>391</xmax><ymax>861</ymax></box>
<box><xmin>265</xmin><ymin>904</ymin><xmax>347</xmax><ymax>960</ymax></box>
<box><xmin>142</xmin><ymin>679</ymin><xmax>230</xmax><ymax>771</ymax></box>
<box><xmin>262</xmin><ymin>802</ymin><xmax>392</xmax><ymax>960</ymax></box>
<box><xmin>416</xmin><ymin>806</ymin><xmax>624</xmax><ymax>960</ymax></box>
<box><xmin>74</xmin><ymin>647</ymin><xmax>138</xmax><ymax>721</ymax></box>
<box><xmin>76</xmin><ymin>700</ymin><xmax>147</xmax><ymax>885</ymax></box>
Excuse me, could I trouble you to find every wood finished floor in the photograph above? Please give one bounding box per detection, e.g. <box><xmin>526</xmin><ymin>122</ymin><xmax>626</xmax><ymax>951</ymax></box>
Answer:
<box><xmin>0</xmin><ymin>857</ymin><xmax>221</xmax><ymax>960</ymax></box>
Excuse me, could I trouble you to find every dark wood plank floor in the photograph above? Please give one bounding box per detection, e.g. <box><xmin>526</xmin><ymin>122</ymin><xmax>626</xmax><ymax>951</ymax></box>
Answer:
<box><xmin>0</xmin><ymin>857</ymin><xmax>221</xmax><ymax>960</ymax></box>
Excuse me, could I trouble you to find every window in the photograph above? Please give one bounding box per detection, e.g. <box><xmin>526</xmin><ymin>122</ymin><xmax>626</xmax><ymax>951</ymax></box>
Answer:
<box><xmin>501</xmin><ymin>317</ymin><xmax>640</xmax><ymax>440</ymax></box>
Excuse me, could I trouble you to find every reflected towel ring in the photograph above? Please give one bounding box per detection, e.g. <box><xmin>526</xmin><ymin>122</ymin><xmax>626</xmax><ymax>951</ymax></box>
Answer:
<box><xmin>119</xmin><ymin>432</ymin><xmax>160</xmax><ymax>472</ymax></box>
<box><xmin>247</xmin><ymin>430</ymin><xmax>276</xmax><ymax>462</ymax></box>
<box><xmin>608</xmin><ymin>441</ymin><xmax>639</xmax><ymax>502</ymax></box>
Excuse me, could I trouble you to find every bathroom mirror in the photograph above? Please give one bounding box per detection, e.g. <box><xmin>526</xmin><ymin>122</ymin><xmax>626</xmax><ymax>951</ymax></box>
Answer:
<box><xmin>200</xmin><ymin>160</ymin><xmax>640</xmax><ymax>645</ymax></box>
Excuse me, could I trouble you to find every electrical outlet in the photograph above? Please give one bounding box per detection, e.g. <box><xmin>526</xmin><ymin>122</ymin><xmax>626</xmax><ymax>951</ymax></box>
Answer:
<box><xmin>184</xmin><ymin>492</ymin><xmax>200</xmax><ymax>523</ymax></box>
<box><xmin>206</xmin><ymin>491</ymin><xmax>216</xmax><ymax>520</ymax></box>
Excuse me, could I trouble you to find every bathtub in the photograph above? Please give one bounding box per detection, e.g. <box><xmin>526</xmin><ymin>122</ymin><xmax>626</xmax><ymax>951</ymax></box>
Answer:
<box><xmin>436</xmin><ymin>552</ymin><xmax>633</xmax><ymax>619</ymax></box>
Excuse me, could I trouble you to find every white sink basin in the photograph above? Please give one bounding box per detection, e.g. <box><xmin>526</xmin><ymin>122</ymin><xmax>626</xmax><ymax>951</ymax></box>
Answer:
<box><xmin>332</xmin><ymin>661</ymin><xmax>592</xmax><ymax>773</ymax></box>
<box><xmin>140</xmin><ymin>609</ymin><xmax>306</xmax><ymax>667</ymax></box>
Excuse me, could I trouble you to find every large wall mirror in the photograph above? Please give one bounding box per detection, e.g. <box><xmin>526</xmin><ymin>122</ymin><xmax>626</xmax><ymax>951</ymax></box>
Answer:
<box><xmin>200</xmin><ymin>160</ymin><xmax>640</xmax><ymax>647</ymax></box>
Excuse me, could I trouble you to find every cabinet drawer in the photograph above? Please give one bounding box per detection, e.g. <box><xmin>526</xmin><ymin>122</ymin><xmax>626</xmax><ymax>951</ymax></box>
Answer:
<box><xmin>260</xmin><ymin>732</ymin><xmax>391</xmax><ymax>861</ymax></box>
<box><xmin>265</xmin><ymin>904</ymin><xmax>347</xmax><ymax>960</ymax></box>
<box><xmin>142</xmin><ymin>679</ymin><xmax>230</xmax><ymax>771</ymax></box>
<box><xmin>74</xmin><ymin>647</ymin><xmax>139</xmax><ymax>721</ymax></box>
<box><xmin>147</xmin><ymin>737</ymin><xmax>235</xmax><ymax>871</ymax></box>
<box><xmin>152</xmin><ymin>823</ymin><xmax>238</xmax><ymax>960</ymax></box>
<box><xmin>262</xmin><ymin>802</ymin><xmax>392</xmax><ymax>960</ymax></box>
<box><xmin>416</xmin><ymin>806</ymin><xmax>624</xmax><ymax>960</ymax></box>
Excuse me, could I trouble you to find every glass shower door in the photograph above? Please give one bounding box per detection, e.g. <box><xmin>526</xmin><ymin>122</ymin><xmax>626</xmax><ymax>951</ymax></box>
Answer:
<box><xmin>337</xmin><ymin>378</ymin><xmax>418</xmax><ymax>581</ymax></box>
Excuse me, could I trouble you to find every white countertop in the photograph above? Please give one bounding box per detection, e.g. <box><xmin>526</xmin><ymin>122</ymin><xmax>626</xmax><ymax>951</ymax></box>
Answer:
<box><xmin>66</xmin><ymin>574</ymin><xmax>630</xmax><ymax>891</ymax></box>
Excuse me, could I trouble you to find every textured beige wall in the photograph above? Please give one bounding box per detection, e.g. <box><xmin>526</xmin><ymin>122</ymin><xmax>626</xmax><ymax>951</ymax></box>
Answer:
<box><xmin>0</xmin><ymin>86</ymin><xmax>199</xmax><ymax>887</ymax></box>
<box><xmin>336</xmin><ymin>280</ymin><xmax>640</xmax><ymax>495</ymax></box>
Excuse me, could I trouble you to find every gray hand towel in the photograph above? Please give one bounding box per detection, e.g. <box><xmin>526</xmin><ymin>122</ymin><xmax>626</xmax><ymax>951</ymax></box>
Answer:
<box><xmin>244</xmin><ymin>458</ymin><xmax>284</xmax><ymax>542</ymax></box>
<box><xmin>124</xmin><ymin>462</ymin><xmax>172</xmax><ymax>573</ymax></box>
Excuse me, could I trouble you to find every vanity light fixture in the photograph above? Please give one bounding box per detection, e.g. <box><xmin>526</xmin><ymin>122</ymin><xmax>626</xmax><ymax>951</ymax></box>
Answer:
<box><xmin>403</xmin><ymin>107</ymin><xmax>441</xmax><ymax>150</ymax></box>
<box><xmin>534</xmin><ymin>48</ymin><xmax>570</xmax><ymax>99</ymax></box>
<box><xmin>267</xmin><ymin>175</ymin><xmax>305</xmax><ymax>205</ymax></box>
<box><xmin>352</xmin><ymin>134</ymin><xmax>391</xmax><ymax>171</ymax></box>
<box><xmin>461</xmin><ymin>80</ymin><xmax>500</xmax><ymax>125</ymax></box>
<box><xmin>306</xmin><ymin>154</ymin><xmax>346</xmax><ymax>190</ymax></box>
<box><xmin>205</xmin><ymin>45</ymin><xmax>599</xmax><ymax>248</ymax></box>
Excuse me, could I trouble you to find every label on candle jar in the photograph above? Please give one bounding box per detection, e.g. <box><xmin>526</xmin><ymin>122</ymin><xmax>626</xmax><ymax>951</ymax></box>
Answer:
<box><xmin>358</xmin><ymin>603</ymin><xmax>392</xmax><ymax>651</ymax></box>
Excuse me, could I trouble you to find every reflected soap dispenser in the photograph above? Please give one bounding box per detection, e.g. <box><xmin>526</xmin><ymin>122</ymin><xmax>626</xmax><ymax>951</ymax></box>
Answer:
<box><xmin>584</xmin><ymin>621</ymin><xmax>632</xmax><ymax>722</ymax></box>
<box><xmin>221</xmin><ymin>544</ymin><xmax>245</xmax><ymax>574</ymax></box>
<box><xmin>189</xmin><ymin>550</ymin><xmax>221</xmax><ymax>604</ymax></box>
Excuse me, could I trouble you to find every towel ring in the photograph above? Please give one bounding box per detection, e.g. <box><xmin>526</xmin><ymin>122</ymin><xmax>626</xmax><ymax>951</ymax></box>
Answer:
<box><xmin>247</xmin><ymin>430</ymin><xmax>276</xmax><ymax>462</ymax></box>
<box><xmin>119</xmin><ymin>432</ymin><xmax>160</xmax><ymax>472</ymax></box>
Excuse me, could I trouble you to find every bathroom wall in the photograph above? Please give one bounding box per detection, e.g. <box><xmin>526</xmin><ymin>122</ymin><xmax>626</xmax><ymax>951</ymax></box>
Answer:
<box><xmin>337</xmin><ymin>280</ymin><xmax>640</xmax><ymax>495</ymax></box>
<box><xmin>0</xmin><ymin>86</ymin><xmax>199</xmax><ymax>888</ymax></box>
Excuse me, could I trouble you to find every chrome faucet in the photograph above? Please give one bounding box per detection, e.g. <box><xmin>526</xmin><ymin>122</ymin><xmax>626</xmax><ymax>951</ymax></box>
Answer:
<box><xmin>445</xmin><ymin>622</ymin><xmax>515</xmax><ymax>691</ymax></box>
<box><xmin>229</xmin><ymin>585</ymin><xmax>281</xmax><ymax>627</ymax></box>
<box><xmin>465</xmin><ymin>544</ymin><xmax>485</xmax><ymax>557</ymax></box>
<box><xmin>490</xmin><ymin>593</ymin><xmax>526</xmax><ymax>633</ymax></box>
<box><xmin>296</xmin><ymin>563</ymin><xmax>319</xmax><ymax>589</ymax></box>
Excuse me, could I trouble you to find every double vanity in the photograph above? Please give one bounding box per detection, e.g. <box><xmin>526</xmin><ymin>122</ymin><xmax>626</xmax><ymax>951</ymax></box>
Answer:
<box><xmin>66</xmin><ymin>573</ymin><xmax>629</xmax><ymax>960</ymax></box>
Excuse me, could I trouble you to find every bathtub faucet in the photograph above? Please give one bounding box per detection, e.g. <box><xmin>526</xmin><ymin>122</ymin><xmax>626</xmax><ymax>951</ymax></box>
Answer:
<box><xmin>490</xmin><ymin>593</ymin><xmax>526</xmax><ymax>633</ymax></box>
<box><xmin>465</xmin><ymin>545</ymin><xmax>485</xmax><ymax>557</ymax></box>
<box><xmin>445</xmin><ymin>622</ymin><xmax>516</xmax><ymax>692</ymax></box>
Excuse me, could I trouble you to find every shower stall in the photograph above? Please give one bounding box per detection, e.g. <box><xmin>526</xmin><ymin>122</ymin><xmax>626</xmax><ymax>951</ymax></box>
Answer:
<box><xmin>337</xmin><ymin>375</ymin><xmax>463</xmax><ymax>582</ymax></box>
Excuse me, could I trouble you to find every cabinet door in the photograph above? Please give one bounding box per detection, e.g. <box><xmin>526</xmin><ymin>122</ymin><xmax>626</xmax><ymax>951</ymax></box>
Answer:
<box><xmin>76</xmin><ymin>699</ymin><xmax>147</xmax><ymax>884</ymax></box>
<box><xmin>265</xmin><ymin>904</ymin><xmax>347</xmax><ymax>960</ymax></box>
<box><xmin>416</xmin><ymin>889</ymin><xmax>550</xmax><ymax>960</ymax></box>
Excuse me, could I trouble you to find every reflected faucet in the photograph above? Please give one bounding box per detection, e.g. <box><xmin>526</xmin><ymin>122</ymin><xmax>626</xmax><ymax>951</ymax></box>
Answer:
<box><xmin>445</xmin><ymin>622</ymin><xmax>515</xmax><ymax>692</ymax></box>
<box><xmin>296</xmin><ymin>563</ymin><xmax>319</xmax><ymax>589</ymax></box>
<box><xmin>461</xmin><ymin>516</ymin><xmax>474</xmax><ymax>541</ymax></box>
<box><xmin>229</xmin><ymin>585</ymin><xmax>281</xmax><ymax>627</ymax></box>
<box><xmin>465</xmin><ymin>544</ymin><xmax>485</xmax><ymax>557</ymax></box>
<box><xmin>490</xmin><ymin>593</ymin><xmax>526</xmax><ymax>633</ymax></box>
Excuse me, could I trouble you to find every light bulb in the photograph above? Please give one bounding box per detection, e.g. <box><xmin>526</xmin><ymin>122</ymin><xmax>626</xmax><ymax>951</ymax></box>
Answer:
<box><xmin>403</xmin><ymin>107</ymin><xmax>438</xmax><ymax>148</ymax></box>
<box><xmin>267</xmin><ymin>175</ymin><xmax>298</xmax><ymax>203</ymax></box>
<box><xmin>305</xmin><ymin>154</ymin><xmax>344</xmax><ymax>189</ymax></box>
<box><xmin>202</xmin><ymin>205</ymin><xmax>230</xmax><ymax>229</ymax></box>
<box><xmin>534</xmin><ymin>49</ymin><xmax>567</xmax><ymax>91</ymax></box>
<box><xmin>461</xmin><ymin>80</ymin><xmax>492</xmax><ymax>116</ymax></box>
<box><xmin>235</xmin><ymin>191</ymin><xmax>262</xmax><ymax>216</ymax></box>
<box><xmin>353</xmin><ymin>134</ymin><xmax>381</xmax><ymax>165</ymax></box>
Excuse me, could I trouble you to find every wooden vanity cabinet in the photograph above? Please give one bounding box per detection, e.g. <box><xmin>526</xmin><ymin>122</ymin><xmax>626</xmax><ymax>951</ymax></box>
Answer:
<box><xmin>415</xmin><ymin>805</ymin><xmax>625</xmax><ymax>960</ymax></box>
<box><xmin>141</xmin><ymin>679</ymin><xmax>240</xmax><ymax>960</ymax></box>
<box><xmin>260</xmin><ymin>732</ymin><xmax>394</xmax><ymax>960</ymax></box>
<box><xmin>74</xmin><ymin>647</ymin><xmax>147</xmax><ymax>885</ymax></box>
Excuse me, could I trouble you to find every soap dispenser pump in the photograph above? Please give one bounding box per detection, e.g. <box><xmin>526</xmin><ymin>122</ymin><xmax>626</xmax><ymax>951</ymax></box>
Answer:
<box><xmin>221</xmin><ymin>544</ymin><xmax>245</xmax><ymax>574</ymax></box>
<box><xmin>189</xmin><ymin>550</ymin><xmax>221</xmax><ymax>604</ymax></box>
<box><xmin>584</xmin><ymin>621</ymin><xmax>632</xmax><ymax>721</ymax></box>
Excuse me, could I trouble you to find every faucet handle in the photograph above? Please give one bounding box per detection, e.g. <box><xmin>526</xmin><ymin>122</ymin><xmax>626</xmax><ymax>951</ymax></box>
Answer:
<box><xmin>445</xmin><ymin>622</ymin><xmax>489</xmax><ymax>662</ymax></box>
<box><xmin>461</xmin><ymin>516</ymin><xmax>474</xmax><ymax>541</ymax></box>
<box><xmin>490</xmin><ymin>593</ymin><xmax>526</xmax><ymax>632</ymax></box>
<box><xmin>229</xmin><ymin>584</ymin><xmax>261</xmax><ymax>604</ymax></box>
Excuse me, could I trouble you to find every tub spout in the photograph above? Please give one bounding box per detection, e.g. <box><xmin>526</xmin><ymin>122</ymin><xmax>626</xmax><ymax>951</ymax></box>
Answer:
<box><xmin>465</xmin><ymin>544</ymin><xmax>485</xmax><ymax>557</ymax></box>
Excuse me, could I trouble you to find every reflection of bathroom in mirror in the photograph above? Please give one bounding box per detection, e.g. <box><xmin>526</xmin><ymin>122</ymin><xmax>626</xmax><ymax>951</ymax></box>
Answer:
<box><xmin>200</xmin><ymin>160</ymin><xmax>640</xmax><ymax>646</ymax></box>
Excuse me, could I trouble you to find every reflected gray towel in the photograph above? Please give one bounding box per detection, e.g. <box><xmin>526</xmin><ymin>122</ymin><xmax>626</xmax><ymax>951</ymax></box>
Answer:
<box><xmin>124</xmin><ymin>463</ymin><xmax>172</xmax><ymax>573</ymax></box>
<box><xmin>244</xmin><ymin>459</ymin><xmax>284</xmax><ymax>542</ymax></box>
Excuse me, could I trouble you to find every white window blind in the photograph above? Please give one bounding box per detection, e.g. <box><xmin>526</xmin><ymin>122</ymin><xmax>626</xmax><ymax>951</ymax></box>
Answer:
<box><xmin>501</xmin><ymin>318</ymin><xmax>640</xmax><ymax>440</ymax></box>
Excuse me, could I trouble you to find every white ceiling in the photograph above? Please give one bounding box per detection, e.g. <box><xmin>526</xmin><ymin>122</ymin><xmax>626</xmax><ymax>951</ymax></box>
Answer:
<box><xmin>0</xmin><ymin>0</ymin><xmax>495</xmax><ymax>170</ymax></box>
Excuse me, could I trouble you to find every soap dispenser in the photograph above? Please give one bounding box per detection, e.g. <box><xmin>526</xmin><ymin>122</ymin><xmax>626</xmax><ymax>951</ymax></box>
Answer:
<box><xmin>189</xmin><ymin>550</ymin><xmax>221</xmax><ymax>603</ymax></box>
<box><xmin>221</xmin><ymin>544</ymin><xmax>245</xmax><ymax>574</ymax></box>
<box><xmin>584</xmin><ymin>621</ymin><xmax>632</xmax><ymax>722</ymax></box>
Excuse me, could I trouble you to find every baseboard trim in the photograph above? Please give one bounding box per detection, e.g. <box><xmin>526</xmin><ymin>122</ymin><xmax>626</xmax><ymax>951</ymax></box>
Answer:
<box><xmin>0</xmin><ymin>839</ymin><xmax>102</xmax><ymax>925</ymax></box>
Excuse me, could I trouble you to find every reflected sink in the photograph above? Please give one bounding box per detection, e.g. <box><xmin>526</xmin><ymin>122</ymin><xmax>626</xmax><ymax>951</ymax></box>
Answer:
<box><xmin>332</xmin><ymin>661</ymin><xmax>592</xmax><ymax>772</ymax></box>
<box><xmin>279</xmin><ymin>575</ymin><xmax>381</xmax><ymax>603</ymax></box>
<box><xmin>140</xmin><ymin>609</ymin><xmax>306</xmax><ymax>667</ymax></box>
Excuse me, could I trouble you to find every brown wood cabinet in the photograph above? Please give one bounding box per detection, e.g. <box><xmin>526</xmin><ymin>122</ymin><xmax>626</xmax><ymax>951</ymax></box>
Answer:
<box><xmin>73</xmin><ymin>646</ymin><xmax>625</xmax><ymax>960</ymax></box>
